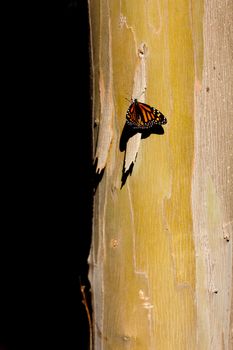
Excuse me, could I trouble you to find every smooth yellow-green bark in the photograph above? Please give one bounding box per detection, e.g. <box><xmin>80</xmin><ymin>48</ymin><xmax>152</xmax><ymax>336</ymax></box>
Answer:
<box><xmin>89</xmin><ymin>1</ymin><xmax>233</xmax><ymax>349</ymax></box>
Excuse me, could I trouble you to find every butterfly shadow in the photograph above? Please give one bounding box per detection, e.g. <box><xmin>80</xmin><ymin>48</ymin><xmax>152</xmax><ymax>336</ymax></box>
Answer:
<box><xmin>119</xmin><ymin>122</ymin><xmax>165</xmax><ymax>188</ymax></box>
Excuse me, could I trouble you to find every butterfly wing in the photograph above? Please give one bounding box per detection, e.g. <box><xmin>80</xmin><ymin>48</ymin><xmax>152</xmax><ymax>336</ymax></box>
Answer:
<box><xmin>151</xmin><ymin>107</ymin><xmax>167</xmax><ymax>126</ymax></box>
<box><xmin>126</xmin><ymin>100</ymin><xmax>167</xmax><ymax>129</ymax></box>
<box><xmin>126</xmin><ymin>101</ymin><xmax>143</xmax><ymax>127</ymax></box>
<box><xmin>137</xmin><ymin>102</ymin><xmax>155</xmax><ymax>126</ymax></box>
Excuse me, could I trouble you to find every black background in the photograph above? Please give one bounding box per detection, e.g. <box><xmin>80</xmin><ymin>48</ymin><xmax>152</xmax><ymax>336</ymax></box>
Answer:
<box><xmin>1</xmin><ymin>1</ymin><xmax>92</xmax><ymax>349</ymax></box>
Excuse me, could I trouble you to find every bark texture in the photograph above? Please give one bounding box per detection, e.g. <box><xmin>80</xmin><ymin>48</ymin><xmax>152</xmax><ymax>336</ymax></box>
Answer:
<box><xmin>89</xmin><ymin>1</ymin><xmax>233</xmax><ymax>349</ymax></box>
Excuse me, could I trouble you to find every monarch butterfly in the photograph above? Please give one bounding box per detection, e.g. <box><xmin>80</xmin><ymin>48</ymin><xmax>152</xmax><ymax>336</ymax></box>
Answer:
<box><xmin>126</xmin><ymin>99</ymin><xmax>167</xmax><ymax>129</ymax></box>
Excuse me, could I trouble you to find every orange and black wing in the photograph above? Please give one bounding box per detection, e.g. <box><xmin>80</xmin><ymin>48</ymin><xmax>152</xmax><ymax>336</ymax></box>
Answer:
<box><xmin>126</xmin><ymin>100</ymin><xmax>167</xmax><ymax>129</ymax></box>
<box><xmin>126</xmin><ymin>101</ymin><xmax>137</xmax><ymax>125</ymax></box>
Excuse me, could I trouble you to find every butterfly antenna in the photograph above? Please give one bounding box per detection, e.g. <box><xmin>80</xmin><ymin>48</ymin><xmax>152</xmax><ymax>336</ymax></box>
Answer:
<box><xmin>124</xmin><ymin>97</ymin><xmax>131</xmax><ymax>103</ymax></box>
<box><xmin>125</xmin><ymin>87</ymin><xmax>147</xmax><ymax>102</ymax></box>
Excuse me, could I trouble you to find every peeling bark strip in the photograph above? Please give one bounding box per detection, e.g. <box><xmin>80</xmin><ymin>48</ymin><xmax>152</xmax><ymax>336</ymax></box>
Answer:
<box><xmin>95</xmin><ymin>69</ymin><xmax>114</xmax><ymax>173</ymax></box>
<box><xmin>93</xmin><ymin>0</ymin><xmax>114</xmax><ymax>174</ymax></box>
<box><xmin>192</xmin><ymin>0</ymin><xmax>233</xmax><ymax>348</ymax></box>
<box><xmin>124</xmin><ymin>43</ymin><xmax>147</xmax><ymax>172</ymax></box>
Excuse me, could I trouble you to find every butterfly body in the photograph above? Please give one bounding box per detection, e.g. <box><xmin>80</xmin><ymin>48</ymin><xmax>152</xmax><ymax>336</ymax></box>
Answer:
<box><xmin>126</xmin><ymin>99</ymin><xmax>167</xmax><ymax>129</ymax></box>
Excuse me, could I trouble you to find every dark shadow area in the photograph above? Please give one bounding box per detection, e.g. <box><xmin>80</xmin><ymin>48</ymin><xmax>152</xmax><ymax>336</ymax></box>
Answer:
<box><xmin>119</xmin><ymin>123</ymin><xmax>138</xmax><ymax>152</ymax></box>
<box><xmin>141</xmin><ymin>124</ymin><xmax>165</xmax><ymax>138</ymax></box>
<box><xmin>51</xmin><ymin>2</ymin><xmax>93</xmax><ymax>349</ymax></box>
<box><xmin>121</xmin><ymin>161</ymin><xmax>135</xmax><ymax>188</ymax></box>
<box><xmin>120</xmin><ymin>123</ymin><xmax>165</xmax><ymax>188</ymax></box>
<box><xmin>120</xmin><ymin>122</ymin><xmax>165</xmax><ymax>152</ymax></box>
<box><xmin>0</xmin><ymin>1</ymin><xmax>93</xmax><ymax>350</ymax></box>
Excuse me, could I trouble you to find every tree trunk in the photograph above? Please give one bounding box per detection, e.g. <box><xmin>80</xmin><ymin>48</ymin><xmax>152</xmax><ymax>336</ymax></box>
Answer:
<box><xmin>88</xmin><ymin>0</ymin><xmax>233</xmax><ymax>349</ymax></box>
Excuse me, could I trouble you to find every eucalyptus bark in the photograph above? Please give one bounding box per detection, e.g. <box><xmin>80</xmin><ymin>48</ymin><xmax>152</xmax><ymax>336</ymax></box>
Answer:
<box><xmin>88</xmin><ymin>1</ymin><xmax>233</xmax><ymax>349</ymax></box>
